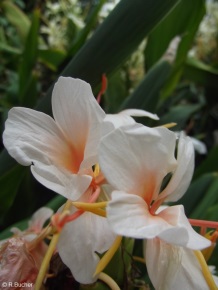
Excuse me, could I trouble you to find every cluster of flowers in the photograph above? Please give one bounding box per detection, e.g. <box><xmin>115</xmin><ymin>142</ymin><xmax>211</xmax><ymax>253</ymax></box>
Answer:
<box><xmin>1</xmin><ymin>77</ymin><xmax>216</xmax><ymax>289</ymax></box>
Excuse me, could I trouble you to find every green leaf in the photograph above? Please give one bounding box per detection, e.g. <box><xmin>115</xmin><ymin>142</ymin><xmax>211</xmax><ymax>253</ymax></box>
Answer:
<box><xmin>38</xmin><ymin>48</ymin><xmax>66</xmax><ymax>71</ymax></box>
<box><xmin>194</xmin><ymin>146</ymin><xmax>218</xmax><ymax>179</ymax></box>
<box><xmin>104</xmin><ymin>238</ymin><xmax>135</xmax><ymax>287</ymax></box>
<box><xmin>145</xmin><ymin>0</ymin><xmax>205</xmax><ymax>99</ymax></box>
<box><xmin>0</xmin><ymin>218</ymin><xmax>28</xmax><ymax>240</ymax></box>
<box><xmin>190</xmin><ymin>175</ymin><xmax>218</xmax><ymax>219</ymax></box>
<box><xmin>145</xmin><ymin>0</ymin><xmax>205</xmax><ymax>69</ymax></box>
<box><xmin>0</xmin><ymin>165</ymin><xmax>26</xmax><ymax>217</ymax></box>
<box><xmin>19</xmin><ymin>9</ymin><xmax>40</xmax><ymax>104</ymax></box>
<box><xmin>0</xmin><ymin>194</ymin><xmax>65</xmax><ymax>241</ymax></box>
<box><xmin>121</xmin><ymin>60</ymin><xmax>172</xmax><ymax>112</ymax></box>
<box><xmin>203</xmin><ymin>204</ymin><xmax>218</xmax><ymax>221</ymax></box>
<box><xmin>183</xmin><ymin>58</ymin><xmax>218</xmax><ymax>88</ymax></box>
<box><xmin>178</xmin><ymin>173</ymin><xmax>217</xmax><ymax>216</ymax></box>
<box><xmin>46</xmin><ymin>195</ymin><xmax>66</xmax><ymax>211</ymax></box>
<box><xmin>1</xmin><ymin>1</ymin><xmax>30</xmax><ymax>44</ymax></box>
<box><xmin>104</xmin><ymin>70</ymin><xmax>129</xmax><ymax>113</ymax></box>
<box><xmin>36</xmin><ymin>0</ymin><xmax>180</xmax><ymax>114</ymax></box>
<box><xmin>69</xmin><ymin>0</ymin><xmax>106</xmax><ymax>56</ymax></box>
<box><xmin>158</xmin><ymin>103</ymin><xmax>203</xmax><ymax>130</ymax></box>
<box><xmin>0</xmin><ymin>41</ymin><xmax>21</xmax><ymax>54</ymax></box>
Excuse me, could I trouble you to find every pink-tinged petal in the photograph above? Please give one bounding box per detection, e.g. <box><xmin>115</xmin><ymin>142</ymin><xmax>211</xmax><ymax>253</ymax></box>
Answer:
<box><xmin>57</xmin><ymin>206</ymin><xmax>116</xmax><ymax>284</ymax></box>
<box><xmin>99</xmin><ymin>125</ymin><xmax>176</xmax><ymax>202</ymax></box>
<box><xmin>158</xmin><ymin>132</ymin><xmax>195</xmax><ymax>203</ymax></box>
<box><xmin>28</xmin><ymin>207</ymin><xmax>53</xmax><ymax>233</ymax></box>
<box><xmin>31</xmin><ymin>163</ymin><xmax>92</xmax><ymax>200</ymax></box>
<box><xmin>0</xmin><ymin>237</ymin><xmax>47</xmax><ymax>288</ymax></box>
<box><xmin>52</xmin><ymin>77</ymin><xmax>105</xmax><ymax>170</ymax></box>
<box><xmin>107</xmin><ymin>191</ymin><xmax>171</xmax><ymax>239</ymax></box>
<box><xmin>108</xmin><ymin>193</ymin><xmax>210</xmax><ymax>249</ymax></box>
<box><xmin>145</xmin><ymin>238</ymin><xmax>210</xmax><ymax>290</ymax></box>
<box><xmin>157</xmin><ymin>205</ymin><xmax>211</xmax><ymax>249</ymax></box>
<box><xmin>3</xmin><ymin>107</ymin><xmax>72</xmax><ymax>168</ymax></box>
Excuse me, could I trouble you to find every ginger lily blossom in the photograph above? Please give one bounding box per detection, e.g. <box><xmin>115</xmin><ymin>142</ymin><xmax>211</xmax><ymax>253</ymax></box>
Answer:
<box><xmin>3</xmin><ymin>77</ymin><xmax>105</xmax><ymax>201</ymax></box>
<box><xmin>99</xmin><ymin>124</ymin><xmax>212</xmax><ymax>289</ymax></box>
<box><xmin>3</xmin><ymin>77</ymin><xmax>112</xmax><ymax>285</ymax></box>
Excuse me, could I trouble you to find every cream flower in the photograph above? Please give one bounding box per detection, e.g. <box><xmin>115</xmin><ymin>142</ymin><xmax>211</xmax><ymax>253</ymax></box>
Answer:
<box><xmin>145</xmin><ymin>238</ymin><xmax>210</xmax><ymax>290</ymax></box>
<box><xmin>99</xmin><ymin>125</ymin><xmax>209</xmax><ymax>247</ymax></box>
<box><xmin>99</xmin><ymin>124</ymin><xmax>211</xmax><ymax>288</ymax></box>
<box><xmin>3</xmin><ymin>77</ymin><xmax>114</xmax><ymax>284</ymax></box>
<box><xmin>3</xmin><ymin>77</ymin><xmax>105</xmax><ymax>201</ymax></box>
<box><xmin>57</xmin><ymin>204</ymin><xmax>116</xmax><ymax>284</ymax></box>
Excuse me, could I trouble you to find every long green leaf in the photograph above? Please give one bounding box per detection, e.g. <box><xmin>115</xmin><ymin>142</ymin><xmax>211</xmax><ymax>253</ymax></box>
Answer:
<box><xmin>121</xmin><ymin>60</ymin><xmax>172</xmax><ymax>112</ymax></box>
<box><xmin>0</xmin><ymin>165</ymin><xmax>26</xmax><ymax>218</ymax></box>
<box><xmin>145</xmin><ymin>0</ymin><xmax>205</xmax><ymax>69</ymax></box>
<box><xmin>19</xmin><ymin>9</ymin><xmax>40</xmax><ymax>104</ymax></box>
<box><xmin>190</xmin><ymin>176</ymin><xmax>218</xmax><ymax>219</ymax></box>
<box><xmin>183</xmin><ymin>58</ymin><xmax>218</xmax><ymax>88</ymax></box>
<box><xmin>61</xmin><ymin>0</ymin><xmax>179</xmax><ymax>85</ymax></box>
<box><xmin>194</xmin><ymin>146</ymin><xmax>218</xmax><ymax>179</ymax></box>
<box><xmin>158</xmin><ymin>103</ymin><xmax>203</xmax><ymax>130</ymax></box>
<box><xmin>145</xmin><ymin>0</ymin><xmax>205</xmax><ymax>99</ymax></box>
<box><xmin>38</xmin><ymin>48</ymin><xmax>66</xmax><ymax>71</ymax></box>
<box><xmin>69</xmin><ymin>0</ymin><xmax>106</xmax><ymax>56</ymax></box>
<box><xmin>178</xmin><ymin>173</ymin><xmax>217</xmax><ymax>216</ymax></box>
<box><xmin>1</xmin><ymin>1</ymin><xmax>30</xmax><ymax>44</ymax></box>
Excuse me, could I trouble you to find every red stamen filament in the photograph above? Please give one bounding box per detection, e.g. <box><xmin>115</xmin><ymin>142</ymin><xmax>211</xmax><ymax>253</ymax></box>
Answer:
<box><xmin>189</xmin><ymin>219</ymin><xmax>218</xmax><ymax>230</ymax></box>
<box><xmin>210</xmin><ymin>230</ymin><xmax>218</xmax><ymax>243</ymax></box>
<box><xmin>189</xmin><ymin>219</ymin><xmax>218</xmax><ymax>237</ymax></box>
<box><xmin>52</xmin><ymin>186</ymin><xmax>101</xmax><ymax>231</ymax></box>
<box><xmin>97</xmin><ymin>74</ymin><xmax>107</xmax><ymax>104</ymax></box>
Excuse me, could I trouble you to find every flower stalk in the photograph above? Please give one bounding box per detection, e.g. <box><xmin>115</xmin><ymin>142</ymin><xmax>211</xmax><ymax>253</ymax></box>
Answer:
<box><xmin>94</xmin><ymin>235</ymin><xmax>122</xmax><ymax>276</ymax></box>
<box><xmin>194</xmin><ymin>250</ymin><xmax>218</xmax><ymax>290</ymax></box>
<box><xmin>98</xmin><ymin>272</ymin><xmax>120</xmax><ymax>290</ymax></box>
<box><xmin>35</xmin><ymin>199</ymin><xmax>72</xmax><ymax>290</ymax></box>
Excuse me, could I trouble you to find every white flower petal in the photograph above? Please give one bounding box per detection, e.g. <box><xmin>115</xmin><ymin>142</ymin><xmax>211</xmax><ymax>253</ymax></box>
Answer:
<box><xmin>103</xmin><ymin>109</ymin><xmax>158</xmax><ymax>132</ymax></box>
<box><xmin>145</xmin><ymin>238</ymin><xmax>210</xmax><ymax>290</ymax></box>
<box><xmin>52</xmin><ymin>77</ymin><xmax>105</xmax><ymax>170</ymax></box>
<box><xmin>3</xmin><ymin>107</ymin><xmax>69</xmax><ymax>167</ymax></box>
<box><xmin>157</xmin><ymin>205</ymin><xmax>211</xmax><ymax>249</ymax></box>
<box><xmin>31</xmin><ymin>163</ymin><xmax>92</xmax><ymax>200</ymax></box>
<box><xmin>57</xmin><ymin>207</ymin><xmax>116</xmax><ymax>284</ymax></box>
<box><xmin>28</xmin><ymin>207</ymin><xmax>53</xmax><ymax>232</ymax></box>
<box><xmin>107</xmin><ymin>191</ymin><xmax>171</xmax><ymax>239</ymax></box>
<box><xmin>108</xmin><ymin>193</ymin><xmax>210</xmax><ymax>249</ymax></box>
<box><xmin>103</xmin><ymin>114</ymin><xmax>135</xmax><ymax>129</ymax></box>
<box><xmin>99</xmin><ymin>125</ymin><xmax>176</xmax><ymax>201</ymax></box>
<box><xmin>3</xmin><ymin>106</ymin><xmax>93</xmax><ymax>200</ymax></box>
<box><xmin>119</xmin><ymin>109</ymin><xmax>159</xmax><ymax>120</ymax></box>
<box><xmin>160</xmin><ymin>132</ymin><xmax>195</xmax><ymax>202</ymax></box>
<box><xmin>191</xmin><ymin>137</ymin><xmax>207</xmax><ymax>154</ymax></box>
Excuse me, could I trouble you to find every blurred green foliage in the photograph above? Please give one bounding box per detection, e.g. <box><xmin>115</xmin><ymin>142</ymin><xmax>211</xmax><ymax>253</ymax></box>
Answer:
<box><xmin>0</xmin><ymin>0</ymin><xmax>218</xmax><ymax>288</ymax></box>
